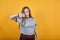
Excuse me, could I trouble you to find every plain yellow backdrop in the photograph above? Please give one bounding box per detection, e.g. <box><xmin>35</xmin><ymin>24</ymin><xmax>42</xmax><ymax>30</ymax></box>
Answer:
<box><xmin>0</xmin><ymin>0</ymin><xmax>60</xmax><ymax>40</ymax></box>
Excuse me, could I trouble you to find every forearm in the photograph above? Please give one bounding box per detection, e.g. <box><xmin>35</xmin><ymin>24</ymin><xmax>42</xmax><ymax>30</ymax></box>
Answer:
<box><xmin>10</xmin><ymin>14</ymin><xmax>18</xmax><ymax>19</ymax></box>
<box><xmin>35</xmin><ymin>30</ymin><xmax>38</xmax><ymax>38</ymax></box>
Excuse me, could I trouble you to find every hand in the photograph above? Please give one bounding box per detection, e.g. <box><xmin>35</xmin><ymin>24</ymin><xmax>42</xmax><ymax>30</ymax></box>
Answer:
<box><xmin>18</xmin><ymin>13</ymin><xmax>25</xmax><ymax>18</ymax></box>
<box><xmin>18</xmin><ymin>13</ymin><xmax>22</xmax><ymax>18</ymax></box>
<box><xmin>36</xmin><ymin>37</ymin><xmax>38</xmax><ymax>40</ymax></box>
<box><xmin>22</xmin><ymin>13</ymin><xmax>25</xmax><ymax>18</ymax></box>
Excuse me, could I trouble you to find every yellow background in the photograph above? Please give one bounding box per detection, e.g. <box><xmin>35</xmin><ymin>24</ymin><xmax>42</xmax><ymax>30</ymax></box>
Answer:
<box><xmin>0</xmin><ymin>0</ymin><xmax>60</xmax><ymax>40</ymax></box>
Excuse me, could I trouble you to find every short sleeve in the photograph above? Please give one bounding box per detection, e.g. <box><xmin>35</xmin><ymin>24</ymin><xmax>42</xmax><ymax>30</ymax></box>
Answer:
<box><xmin>33</xmin><ymin>18</ymin><xmax>37</xmax><ymax>26</ymax></box>
<box><xmin>16</xmin><ymin>17</ymin><xmax>22</xmax><ymax>23</ymax></box>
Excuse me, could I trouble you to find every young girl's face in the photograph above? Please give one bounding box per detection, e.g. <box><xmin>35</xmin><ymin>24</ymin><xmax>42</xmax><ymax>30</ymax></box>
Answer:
<box><xmin>24</xmin><ymin>8</ymin><xmax>29</xmax><ymax>17</ymax></box>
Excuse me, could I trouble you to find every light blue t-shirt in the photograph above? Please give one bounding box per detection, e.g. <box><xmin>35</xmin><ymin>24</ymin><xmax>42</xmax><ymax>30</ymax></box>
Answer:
<box><xmin>16</xmin><ymin>17</ymin><xmax>36</xmax><ymax>35</ymax></box>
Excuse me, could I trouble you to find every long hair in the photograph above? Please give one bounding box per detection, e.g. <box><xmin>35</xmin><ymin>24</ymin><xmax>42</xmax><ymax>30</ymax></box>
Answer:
<box><xmin>21</xmin><ymin>6</ymin><xmax>32</xmax><ymax>25</ymax></box>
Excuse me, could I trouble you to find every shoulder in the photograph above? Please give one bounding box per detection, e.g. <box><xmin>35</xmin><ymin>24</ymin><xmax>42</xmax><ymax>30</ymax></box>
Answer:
<box><xmin>31</xmin><ymin>17</ymin><xmax>36</xmax><ymax>20</ymax></box>
<box><xmin>29</xmin><ymin>17</ymin><xmax>36</xmax><ymax>22</ymax></box>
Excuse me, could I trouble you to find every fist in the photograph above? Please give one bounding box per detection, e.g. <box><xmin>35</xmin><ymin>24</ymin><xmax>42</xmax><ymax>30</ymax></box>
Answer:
<box><xmin>22</xmin><ymin>13</ymin><xmax>25</xmax><ymax>17</ymax></box>
<box><xmin>19</xmin><ymin>13</ymin><xmax>25</xmax><ymax>18</ymax></box>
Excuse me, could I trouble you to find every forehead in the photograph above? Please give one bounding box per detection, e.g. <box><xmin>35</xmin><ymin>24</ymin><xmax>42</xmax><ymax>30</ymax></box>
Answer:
<box><xmin>24</xmin><ymin>8</ymin><xmax>29</xmax><ymax>11</ymax></box>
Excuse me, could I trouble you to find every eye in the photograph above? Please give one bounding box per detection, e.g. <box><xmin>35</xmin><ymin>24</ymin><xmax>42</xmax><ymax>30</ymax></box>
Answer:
<box><xmin>26</xmin><ymin>11</ymin><xmax>29</xmax><ymax>13</ymax></box>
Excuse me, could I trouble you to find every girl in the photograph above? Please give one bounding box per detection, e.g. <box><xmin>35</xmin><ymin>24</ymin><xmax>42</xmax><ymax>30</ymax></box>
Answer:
<box><xmin>10</xmin><ymin>6</ymin><xmax>38</xmax><ymax>40</ymax></box>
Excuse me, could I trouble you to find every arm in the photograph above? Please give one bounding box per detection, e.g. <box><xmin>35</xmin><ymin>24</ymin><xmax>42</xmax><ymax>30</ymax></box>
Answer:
<box><xmin>10</xmin><ymin>13</ymin><xmax>23</xmax><ymax>21</ymax></box>
<box><xmin>34</xmin><ymin>28</ymin><xmax>38</xmax><ymax>40</ymax></box>
<box><xmin>10</xmin><ymin>14</ymin><xmax>18</xmax><ymax>21</ymax></box>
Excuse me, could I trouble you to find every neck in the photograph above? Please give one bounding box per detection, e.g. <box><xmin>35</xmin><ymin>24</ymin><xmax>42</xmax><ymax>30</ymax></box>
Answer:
<box><xmin>26</xmin><ymin>15</ymin><xmax>29</xmax><ymax>18</ymax></box>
